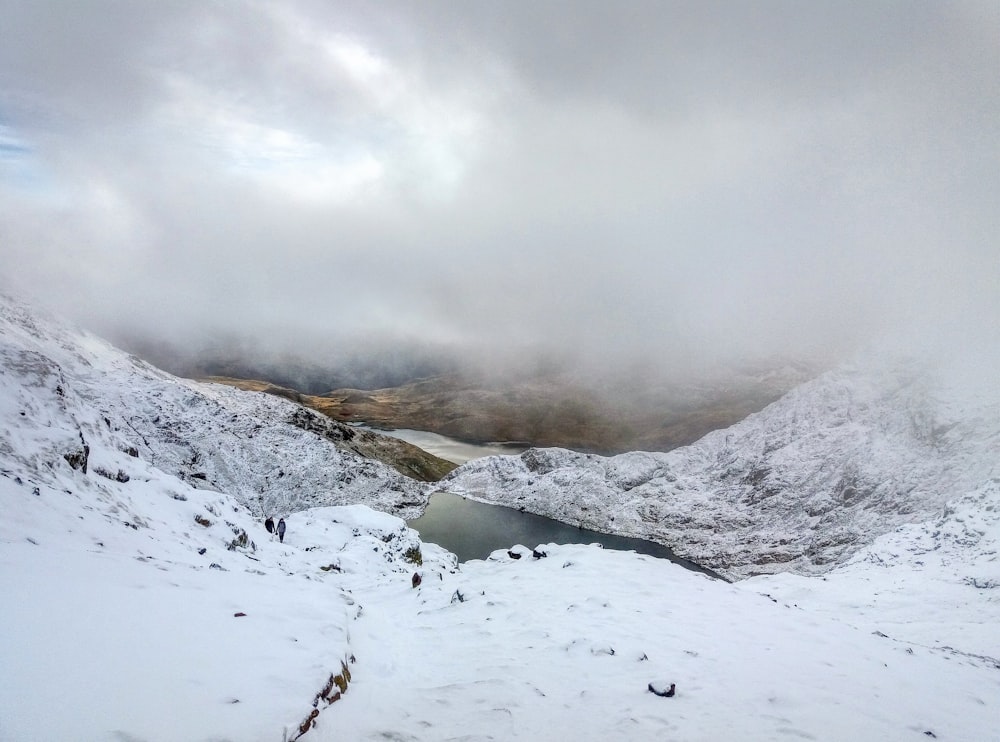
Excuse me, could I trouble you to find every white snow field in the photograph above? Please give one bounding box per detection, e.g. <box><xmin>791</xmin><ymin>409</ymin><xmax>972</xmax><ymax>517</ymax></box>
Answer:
<box><xmin>2</xmin><ymin>294</ymin><xmax>998</xmax><ymax>740</ymax></box>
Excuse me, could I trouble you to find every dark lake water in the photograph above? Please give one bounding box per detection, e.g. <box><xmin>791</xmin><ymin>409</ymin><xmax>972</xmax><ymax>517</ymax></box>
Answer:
<box><xmin>408</xmin><ymin>491</ymin><xmax>723</xmax><ymax>579</ymax></box>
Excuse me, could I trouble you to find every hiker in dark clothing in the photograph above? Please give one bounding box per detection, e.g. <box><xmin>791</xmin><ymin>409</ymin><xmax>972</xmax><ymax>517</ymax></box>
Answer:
<box><xmin>265</xmin><ymin>516</ymin><xmax>274</xmax><ymax>534</ymax></box>
<box><xmin>277</xmin><ymin>518</ymin><xmax>286</xmax><ymax>543</ymax></box>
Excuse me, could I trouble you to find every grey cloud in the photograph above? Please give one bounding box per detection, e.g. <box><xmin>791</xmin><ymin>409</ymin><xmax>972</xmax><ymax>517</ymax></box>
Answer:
<box><xmin>1</xmin><ymin>1</ymin><xmax>997</xmax><ymax>387</ymax></box>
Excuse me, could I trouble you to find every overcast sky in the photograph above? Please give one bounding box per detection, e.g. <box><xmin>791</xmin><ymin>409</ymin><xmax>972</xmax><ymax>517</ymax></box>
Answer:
<box><xmin>1</xmin><ymin>1</ymin><xmax>997</xmax><ymax>381</ymax></box>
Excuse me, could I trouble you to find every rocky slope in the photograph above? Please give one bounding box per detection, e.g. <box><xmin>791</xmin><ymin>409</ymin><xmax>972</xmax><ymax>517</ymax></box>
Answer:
<box><xmin>0</xmin><ymin>294</ymin><xmax>442</xmax><ymax>520</ymax></box>
<box><xmin>442</xmin><ymin>353</ymin><xmax>1000</xmax><ymax>579</ymax></box>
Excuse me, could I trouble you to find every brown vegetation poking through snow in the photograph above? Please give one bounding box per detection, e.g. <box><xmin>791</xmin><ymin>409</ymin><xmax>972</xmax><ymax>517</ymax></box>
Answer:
<box><xmin>289</xmin><ymin>658</ymin><xmax>354</xmax><ymax>740</ymax></box>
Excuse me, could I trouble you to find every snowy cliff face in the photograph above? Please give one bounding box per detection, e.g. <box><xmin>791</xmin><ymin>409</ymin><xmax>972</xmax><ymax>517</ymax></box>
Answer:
<box><xmin>0</xmin><ymin>295</ymin><xmax>428</xmax><ymax>519</ymax></box>
<box><xmin>443</xmin><ymin>354</ymin><xmax>1000</xmax><ymax>579</ymax></box>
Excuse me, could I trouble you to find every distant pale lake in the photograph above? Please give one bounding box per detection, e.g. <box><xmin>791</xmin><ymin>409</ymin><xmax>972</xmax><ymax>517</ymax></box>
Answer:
<box><xmin>409</xmin><ymin>491</ymin><xmax>723</xmax><ymax>579</ymax></box>
<box><xmin>360</xmin><ymin>426</ymin><xmax>528</xmax><ymax>464</ymax></box>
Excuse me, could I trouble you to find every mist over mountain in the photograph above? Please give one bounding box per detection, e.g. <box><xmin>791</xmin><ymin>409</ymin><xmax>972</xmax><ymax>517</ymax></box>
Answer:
<box><xmin>123</xmin><ymin>334</ymin><xmax>461</xmax><ymax>394</ymax></box>
<box><xmin>3</xmin><ymin>2</ymin><xmax>996</xmax><ymax>399</ymax></box>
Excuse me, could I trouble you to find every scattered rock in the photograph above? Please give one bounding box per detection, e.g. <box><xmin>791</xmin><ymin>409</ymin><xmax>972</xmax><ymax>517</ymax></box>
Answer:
<box><xmin>295</xmin><ymin>708</ymin><xmax>319</xmax><ymax>738</ymax></box>
<box><xmin>227</xmin><ymin>529</ymin><xmax>253</xmax><ymax>551</ymax></box>
<box><xmin>95</xmin><ymin>466</ymin><xmax>130</xmax><ymax>483</ymax></box>
<box><xmin>648</xmin><ymin>681</ymin><xmax>676</xmax><ymax>697</ymax></box>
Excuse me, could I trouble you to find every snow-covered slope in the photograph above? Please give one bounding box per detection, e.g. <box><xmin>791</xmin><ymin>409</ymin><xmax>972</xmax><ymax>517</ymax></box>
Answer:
<box><xmin>3</xmin><ymin>462</ymin><xmax>998</xmax><ymax>740</ymax></box>
<box><xmin>747</xmin><ymin>477</ymin><xmax>1000</xmax><ymax>659</ymax></box>
<box><xmin>0</xmin><ymin>467</ymin><xmax>446</xmax><ymax>741</ymax></box>
<box><xmin>442</xmin><ymin>354</ymin><xmax>1000</xmax><ymax>579</ymax></box>
<box><xmin>0</xmin><ymin>294</ymin><xmax>428</xmax><ymax>520</ymax></box>
<box><xmin>3</xmin><ymin>296</ymin><xmax>999</xmax><ymax>740</ymax></box>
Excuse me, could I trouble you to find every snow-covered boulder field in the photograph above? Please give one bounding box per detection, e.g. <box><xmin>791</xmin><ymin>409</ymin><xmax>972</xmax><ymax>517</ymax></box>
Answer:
<box><xmin>442</xmin><ymin>354</ymin><xmax>1000</xmax><ymax>580</ymax></box>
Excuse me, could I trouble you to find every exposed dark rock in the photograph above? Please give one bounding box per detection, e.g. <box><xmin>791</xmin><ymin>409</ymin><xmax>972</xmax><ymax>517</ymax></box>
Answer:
<box><xmin>648</xmin><ymin>681</ymin><xmax>675</xmax><ymax>697</ymax></box>
<box><xmin>63</xmin><ymin>442</ymin><xmax>90</xmax><ymax>473</ymax></box>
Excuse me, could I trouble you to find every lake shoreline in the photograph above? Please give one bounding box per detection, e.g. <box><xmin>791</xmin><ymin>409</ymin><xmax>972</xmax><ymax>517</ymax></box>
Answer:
<box><xmin>409</xmin><ymin>490</ymin><xmax>727</xmax><ymax>581</ymax></box>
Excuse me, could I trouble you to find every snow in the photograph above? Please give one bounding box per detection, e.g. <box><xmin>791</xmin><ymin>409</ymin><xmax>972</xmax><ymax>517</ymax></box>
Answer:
<box><xmin>0</xmin><ymin>472</ymin><xmax>440</xmax><ymax>742</ymax></box>
<box><xmin>332</xmin><ymin>544</ymin><xmax>999</xmax><ymax>742</ymax></box>
<box><xmin>4</xmin><ymin>469</ymin><xmax>998</xmax><ymax>740</ymax></box>
<box><xmin>746</xmin><ymin>479</ymin><xmax>1000</xmax><ymax>661</ymax></box>
<box><xmin>2</xmin><ymin>293</ymin><xmax>999</xmax><ymax>741</ymax></box>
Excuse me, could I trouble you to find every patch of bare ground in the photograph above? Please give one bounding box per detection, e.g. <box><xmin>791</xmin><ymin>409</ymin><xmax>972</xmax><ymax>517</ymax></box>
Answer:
<box><xmin>207</xmin><ymin>365</ymin><xmax>814</xmax><ymax>455</ymax></box>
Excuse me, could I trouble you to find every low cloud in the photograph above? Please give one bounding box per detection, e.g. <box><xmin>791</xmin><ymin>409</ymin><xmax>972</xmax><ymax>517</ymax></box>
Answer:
<box><xmin>2</xmin><ymin>1</ymin><xmax>997</xmax><ymax>386</ymax></box>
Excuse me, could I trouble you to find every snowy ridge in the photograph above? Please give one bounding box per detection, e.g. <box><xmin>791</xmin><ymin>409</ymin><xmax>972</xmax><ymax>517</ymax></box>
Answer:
<box><xmin>0</xmin><ymin>294</ymin><xmax>428</xmax><ymax>520</ymax></box>
<box><xmin>442</xmin><ymin>355</ymin><xmax>1000</xmax><ymax>579</ymax></box>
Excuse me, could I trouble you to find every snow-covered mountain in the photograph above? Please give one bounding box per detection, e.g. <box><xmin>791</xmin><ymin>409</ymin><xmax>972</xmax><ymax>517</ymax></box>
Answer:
<box><xmin>747</xmin><ymin>476</ymin><xmax>1000</xmax><ymax>659</ymax></box>
<box><xmin>0</xmin><ymin>294</ymin><xmax>431</xmax><ymax>521</ymax></box>
<box><xmin>2</xmin><ymin>295</ymin><xmax>999</xmax><ymax>740</ymax></box>
<box><xmin>442</xmin><ymin>353</ymin><xmax>1000</xmax><ymax>579</ymax></box>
